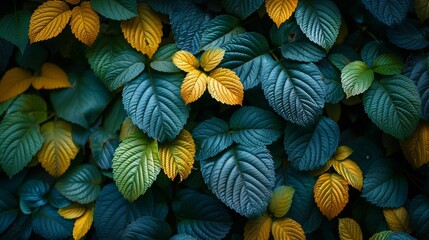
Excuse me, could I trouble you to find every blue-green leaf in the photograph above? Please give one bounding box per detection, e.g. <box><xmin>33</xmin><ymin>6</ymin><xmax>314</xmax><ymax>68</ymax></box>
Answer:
<box><xmin>15</xmin><ymin>43</ymin><xmax>48</xmax><ymax>72</ymax></box>
<box><xmin>404</xmin><ymin>54</ymin><xmax>429</xmax><ymax>120</ymax></box>
<box><xmin>0</xmin><ymin>214</ymin><xmax>32</xmax><ymax>239</ymax></box>
<box><xmin>295</xmin><ymin>0</ymin><xmax>341</xmax><ymax>49</ymax></box>
<box><xmin>360</xmin><ymin>41</ymin><xmax>387</xmax><ymax>68</ymax></box>
<box><xmin>90</xmin><ymin>0</ymin><xmax>137</xmax><ymax>20</ymax></box>
<box><xmin>121</xmin><ymin>216</ymin><xmax>171</xmax><ymax>240</ymax></box>
<box><xmin>123</xmin><ymin>72</ymin><xmax>189</xmax><ymax>142</ymax></box>
<box><xmin>55</xmin><ymin>164</ymin><xmax>102</xmax><ymax>204</ymax></box>
<box><xmin>362</xmin><ymin>0</ymin><xmax>410</xmax><ymax>26</ymax></box>
<box><xmin>388</xmin><ymin>232</ymin><xmax>418</xmax><ymax>240</ymax></box>
<box><xmin>150</xmin><ymin>44</ymin><xmax>180</xmax><ymax>73</ymax></box>
<box><xmin>0</xmin><ymin>98</ymin><xmax>13</xmax><ymax>116</ymax></box>
<box><xmin>146</xmin><ymin>0</ymin><xmax>180</xmax><ymax>14</ymax></box>
<box><xmin>200</xmin><ymin>15</ymin><xmax>245</xmax><ymax>50</ymax></box>
<box><xmin>284</xmin><ymin>117</ymin><xmax>339</xmax><ymax>171</ymax></box>
<box><xmin>387</xmin><ymin>19</ymin><xmax>429</xmax><ymax>50</ymax></box>
<box><xmin>222</xmin><ymin>0</ymin><xmax>263</xmax><ymax>19</ymax></box>
<box><xmin>170</xmin><ymin>233</ymin><xmax>198</xmax><ymax>240</ymax></box>
<box><xmin>32</xmin><ymin>205</ymin><xmax>73</xmax><ymax>239</ymax></box>
<box><xmin>102</xmin><ymin>96</ymin><xmax>127</xmax><ymax>132</ymax></box>
<box><xmin>363</xmin><ymin>75</ymin><xmax>421</xmax><ymax>139</ymax></box>
<box><xmin>220</xmin><ymin>32</ymin><xmax>271</xmax><ymax>90</ymax></box>
<box><xmin>0</xmin><ymin>113</ymin><xmax>44</xmax><ymax>178</ymax></box>
<box><xmin>317</xmin><ymin>59</ymin><xmax>344</xmax><ymax>103</ymax></box>
<box><xmin>409</xmin><ymin>195</ymin><xmax>429</xmax><ymax>239</ymax></box>
<box><xmin>47</xmin><ymin>188</ymin><xmax>70</xmax><ymax>209</ymax></box>
<box><xmin>0</xmin><ymin>39</ymin><xmax>13</xmax><ymax>74</ymax></box>
<box><xmin>172</xmin><ymin>189</ymin><xmax>232</xmax><ymax>240</ymax></box>
<box><xmin>0</xmin><ymin>189</ymin><xmax>18</xmax><ymax>234</ymax></box>
<box><xmin>50</xmin><ymin>69</ymin><xmax>112</xmax><ymax>128</ymax></box>
<box><xmin>6</xmin><ymin>94</ymin><xmax>47</xmax><ymax>123</ymax></box>
<box><xmin>19</xmin><ymin>180</ymin><xmax>50</xmax><ymax>214</ymax></box>
<box><xmin>201</xmin><ymin>144</ymin><xmax>275</xmax><ymax>217</ymax></box>
<box><xmin>0</xmin><ymin>10</ymin><xmax>30</xmax><ymax>53</ymax></box>
<box><xmin>229</xmin><ymin>106</ymin><xmax>282</xmax><ymax>146</ymax></box>
<box><xmin>192</xmin><ymin>117</ymin><xmax>232</xmax><ymax>161</ymax></box>
<box><xmin>90</xmin><ymin>129</ymin><xmax>119</xmax><ymax>169</ymax></box>
<box><xmin>262</xmin><ymin>59</ymin><xmax>325</xmax><ymax>126</ymax></box>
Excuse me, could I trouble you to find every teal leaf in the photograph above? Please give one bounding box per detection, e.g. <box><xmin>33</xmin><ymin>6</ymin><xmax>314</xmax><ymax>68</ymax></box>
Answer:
<box><xmin>0</xmin><ymin>113</ymin><xmax>43</xmax><ymax>178</ymax></box>
<box><xmin>295</xmin><ymin>0</ymin><xmax>341</xmax><ymax>49</ymax></box>
<box><xmin>360</xmin><ymin>41</ymin><xmax>390</xmax><ymax>67</ymax></box>
<box><xmin>6</xmin><ymin>94</ymin><xmax>47</xmax><ymax>123</ymax></box>
<box><xmin>387</xmin><ymin>19</ymin><xmax>429</xmax><ymax>50</ymax></box>
<box><xmin>261</xmin><ymin>59</ymin><xmax>326</xmax><ymax>126</ymax></box>
<box><xmin>90</xmin><ymin>129</ymin><xmax>119</xmax><ymax>169</ymax></box>
<box><xmin>55</xmin><ymin>164</ymin><xmax>102</xmax><ymax>204</ymax></box>
<box><xmin>409</xmin><ymin>195</ymin><xmax>429</xmax><ymax>239</ymax></box>
<box><xmin>284</xmin><ymin>117</ymin><xmax>340</xmax><ymax>171</ymax></box>
<box><xmin>341</xmin><ymin>61</ymin><xmax>374</xmax><ymax>98</ymax></box>
<box><xmin>0</xmin><ymin>39</ymin><xmax>13</xmax><ymax>74</ymax></box>
<box><xmin>222</xmin><ymin>0</ymin><xmax>264</xmax><ymax>19</ymax></box>
<box><xmin>363</xmin><ymin>75</ymin><xmax>421</xmax><ymax>139</ymax></box>
<box><xmin>171</xmin><ymin>234</ymin><xmax>198</xmax><ymax>240</ymax></box>
<box><xmin>146</xmin><ymin>0</ymin><xmax>179</xmax><ymax>14</ymax></box>
<box><xmin>121</xmin><ymin>216</ymin><xmax>171</xmax><ymax>240</ymax></box>
<box><xmin>15</xmin><ymin>43</ymin><xmax>48</xmax><ymax>72</ymax></box>
<box><xmin>122</xmin><ymin>72</ymin><xmax>189</xmax><ymax>142</ymax></box>
<box><xmin>316</xmin><ymin>59</ymin><xmax>344</xmax><ymax>103</ymax></box>
<box><xmin>50</xmin><ymin>69</ymin><xmax>112</xmax><ymax>128</ymax></box>
<box><xmin>220</xmin><ymin>32</ymin><xmax>271</xmax><ymax>90</ymax></box>
<box><xmin>90</xmin><ymin>0</ymin><xmax>137</xmax><ymax>20</ymax></box>
<box><xmin>201</xmin><ymin>144</ymin><xmax>275</xmax><ymax>217</ymax></box>
<box><xmin>0</xmin><ymin>189</ymin><xmax>18</xmax><ymax>234</ymax></box>
<box><xmin>32</xmin><ymin>205</ymin><xmax>73</xmax><ymax>240</ymax></box>
<box><xmin>0</xmin><ymin>98</ymin><xmax>13</xmax><ymax>116</ymax></box>
<box><xmin>191</xmin><ymin>117</ymin><xmax>233</xmax><ymax>161</ymax></box>
<box><xmin>102</xmin><ymin>96</ymin><xmax>127</xmax><ymax>132</ymax></box>
<box><xmin>150</xmin><ymin>44</ymin><xmax>180</xmax><ymax>73</ymax></box>
<box><xmin>19</xmin><ymin>180</ymin><xmax>50</xmax><ymax>214</ymax></box>
<box><xmin>172</xmin><ymin>189</ymin><xmax>232</xmax><ymax>239</ymax></box>
<box><xmin>200</xmin><ymin>15</ymin><xmax>245</xmax><ymax>50</ymax></box>
<box><xmin>0</xmin><ymin>214</ymin><xmax>31</xmax><ymax>239</ymax></box>
<box><xmin>404</xmin><ymin>54</ymin><xmax>429</xmax><ymax>120</ymax></box>
<box><xmin>362</xmin><ymin>0</ymin><xmax>410</xmax><ymax>26</ymax></box>
<box><xmin>372</xmin><ymin>54</ymin><xmax>404</xmax><ymax>75</ymax></box>
<box><xmin>47</xmin><ymin>189</ymin><xmax>70</xmax><ymax>209</ymax></box>
<box><xmin>328</xmin><ymin>53</ymin><xmax>352</xmax><ymax>71</ymax></box>
<box><xmin>229</xmin><ymin>106</ymin><xmax>282</xmax><ymax>147</ymax></box>
<box><xmin>388</xmin><ymin>232</ymin><xmax>417</xmax><ymax>240</ymax></box>
<box><xmin>0</xmin><ymin>10</ymin><xmax>30</xmax><ymax>53</ymax></box>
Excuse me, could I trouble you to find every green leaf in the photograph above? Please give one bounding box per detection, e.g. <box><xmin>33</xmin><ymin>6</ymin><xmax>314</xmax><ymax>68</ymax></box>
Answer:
<box><xmin>262</xmin><ymin>59</ymin><xmax>325</xmax><ymax>126</ymax></box>
<box><xmin>269</xmin><ymin>186</ymin><xmax>295</xmax><ymax>218</ymax></box>
<box><xmin>409</xmin><ymin>195</ymin><xmax>429</xmax><ymax>239</ymax></box>
<box><xmin>6</xmin><ymin>94</ymin><xmax>47</xmax><ymax>123</ymax></box>
<box><xmin>32</xmin><ymin>205</ymin><xmax>73</xmax><ymax>240</ymax></box>
<box><xmin>360</xmin><ymin>41</ymin><xmax>386</xmax><ymax>68</ymax></box>
<box><xmin>341</xmin><ymin>61</ymin><xmax>374</xmax><ymax>98</ymax></box>
<box><xmin>295</xmin><ymin>0</ymin><xmax>341</xmax><ymax>49</ymax></box>
<box><xmin>0</xmin><ymin>189</ymin><xmax>19</xmax><ymax>234</ymax></box>
<box><xmin>0</xmin><ymin>10</ymin><xmax>31</xmax><ymax>53</ymax></box>
<box><xmin>90</xmin><ymin>0</ymin><xmax>137</xmax><ymax>20</ymax></box>
<box><xmin>369</xmin><ymin>231</ymin><xmax>393</xmax><ymax>240</ymax></box>
<box><xmin>200</xmin><ymin>15</ymin><xmax>245</xmax><ymax>50</ymax></box>
<box><xmin>363</xmin><ymin>75</ymin><xmax>421</xmax><ymax>139</ymax></box>
<box><xmin>90</xmin><ymin>129</ymin><xmax>119</xmax><ymax>169</ymax></box>
<box><xmin>0</xmin><ymin>113</ymin><xmax>44</xmax><ymax>178</ymax></box>
<box><xmin>121</xmin><ymin>216</ymin><xmax>171</xmax><ymax>239</ymax></box>
<box><xmin>201</xmin><ymin>144</ymin><xmax>275</xmax><ymax>217</ymax></box>
<box><xmin>0</xmin><ymin>38</ymin><xmax>13</xmax><ymax>74</ymax></box>
<box><xmin>361</xmin><ymin>0</ymin><xmax>408</xmax><ymax>26</ymax></box>
<box><xmin>150</xmin><ymin>44</ymin><xmax>181</xmax><ymax>73</ymax></box>
<box><xmin>55</xmin><ymin>164</ymin><xmax>102</xmax><ymax>204</ymax></box>
<box><xmin>50</xmin><ymin>69</ymin><xmax>112</xmax><ymax>128</ymax></box>
<box><xmin>112</xmin><ymin>132</ymin><xmax>160</xmax><ymax>201</ymax></box>
<box><xmin>122</xmin><ymin>71</ymin><xmax>189</xmax><ymax>142</ymax></box>
<box><xmin>372</xmin><ymin>54</ymin><xmax>404</xmax><ymax>75</ymax></box>
<box><xmin>0</xmin><ymin>98</ymin><xmax>13</xmax><ymax>116</ymax></box>
<box><xmin>102</xmin><ymin>96</ymin><xmax>127</xmax><ymax>132</ymax></box>
<box><xmin>223</xmin><ymin>0</ymin><xmax>264</xmax><ymax>19</ymax></box>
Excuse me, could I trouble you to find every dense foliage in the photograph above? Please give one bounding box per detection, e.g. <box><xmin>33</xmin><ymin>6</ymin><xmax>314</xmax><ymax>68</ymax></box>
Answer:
<box><xmin>0</xmin><ymin>0</ymin><xmax>429</xmax><ymax>239</ymax></box>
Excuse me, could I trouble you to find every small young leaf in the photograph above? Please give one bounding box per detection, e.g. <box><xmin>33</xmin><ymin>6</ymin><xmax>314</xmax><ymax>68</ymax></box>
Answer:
<box><xmin>69</xmin><ymin>1</ymin><xmax>100</xmax><ymax>46</ymax></box>
<box><xmin>73</xmin><ymin>205</ymin><xmax>93</xmax><ymax>240</ymax></box>
<box><xmin>243</xmin><ymin>213</ymin><xmax>272</xmax><ymax>240</ymax></box>
<box><xmin>200</xmin><ymin>48</ymin><xmax>225</xmax><ymax>72</ymax></box>
<box><xmin>172</xmin><ymin>50</ymin><xmax>200</xmax><ymax>73</ymax></box>
<box><xmin>31</xmin><ymin>63</ymin><xmax>71</xmax><ymax>90</ymax></box>
<box><xmin>333</xmin><ymin>159</ymin><xmax>363</xmax><ymax>190</ymax></box>
<box><xmin>338</xmin><ymin>218</ymin><xmax>363</xmax><ymax>240</ymax></box>
<box><xmin>90</xmin><ymin>0</ymin><xmax>137</xmax><ymax>20</ymax></box>
<box><xmin>207</xmin><ymin>68</ymin><xmax>244</xmax><ymax>105</ymax></box>
<box><xmin>341</xmin><ymin>61</ymin><xmax>374</xmax><ymax>98</ymax></box>
<box><xmin>265</xmin><ymin>0</ymin><xmax>298</xmax><ymax>27</ymax></box>
<box><xmin>181</xmin><ymin>70</ymin><xmax>208</xmax><ymax>104</ymax></box>
<box><xmin>383</xmin><ymin>207</ymin><xmax>413</xmax><ymax>233</ymax></box>
<box><xmin>269</xmin><ymin>186</ymin><xmax>295</xmax><ymax>218</ymax></box>
<box><xmin>314</xmin><ymin>173</ymin><xmax>349</xmax><ymax>220</ymax></box>
<box><xmin>0</xmin><ymin>67</ymin><xmax>33</xmax><ymax>102</ymax></box>
<box><xmin>58</xmin><ymin>203</ymin><xmax>86</xmax><ymax>220</ymax></box>
<box><xmin>400</xmin><ymin>121</ymin><xmax>429</xmax><ymax>168</ymax></box>
<box><xmin>271</xmin><ymin>218</ymin><xmax>306</xmax><ymax>240</ymax></box>
<box><xmin>372</xmin><ymin>54</ymin><xmax>404</xmax><ymax>75</ymax></box>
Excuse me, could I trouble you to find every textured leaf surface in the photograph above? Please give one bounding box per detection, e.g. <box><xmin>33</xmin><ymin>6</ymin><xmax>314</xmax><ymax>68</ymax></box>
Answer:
<box><xmin>265</xmin><ymin>0</ymin><xmax>298</xmax><ymax>27</ymax></box>
<box><xmin>172</xmin><ymin>50</ymin><xmax>199</xmax><ymax>73</ymax></box>
<box><xmin>29</xmin><ymin>1</ymin><xmax>71</xmax><ymax>43</ymax></box>
<box><xmin>121</xmin><ymin>4</ymin><xmax>162</xmax><ymax>58</ymax></box>
<box><xmin>409</xmin><ymin>194</ymin><xmax>429</xmax><ymax>239</ymax></box>
<box><xmin>200</xmin><ymin>48</ymin><xmax>224</xmax><ymax>72</ymax></box>
<box><xmin>361</xmin><ymin>0</ymin><xmax>409</xmax><ymax>25</ymax></box>
<box><xmin>90</xmin><ymin>0</ymin><xmax>137</xmax><ymax>20</ymax></box>
<box><xmin>243</xmin><ymin>213</ymin><xmax>272</xmax><ymax>240</ymax></box>
<box><xmin>400</xmin><ymin>121</ymin><xmax>429</xmax><ymax>168</ymax></box>
<box><xmin>314</xmin><ymin>173</ymin><xmax>349</xmax><ymax>220</ymax></box>
<box><xmin>383</xmin><ymin>207</ymin><xmax>412</xmax><ymax>233</ymax></box>
<box><xmin>73</xmin><ymin>205</ymin><xmax>93</xmax><ymax>240</ymax></box>
<box><xmin>333</xmin><ymin>159</ymin><xmax>363</xmax><ymax>190</ymax></box>
<box><xmin>180</xmin><ymin>70</ymin><xmax>208</xmax><ymax>104</ymax></box>
<box><xmin>112</xmin><ymin>132</ymin><xmax>160</xmax><ymax>201</ymax></box>
<box><xmin>150</xmin><ymin>44</ymin><xmax>180</xmax><ymax>73</ymax></box>
<box><xmin>0</xmin><ymin>113</ymin><xmax>43</xmax><ymax>177</ymax></box>
<box><xmin>0</xmin><ymin>189</ymin><xmax>18</xmax><ymax>234</ymax></box>
<box><xmin>200</xmin><ymin>15</ymin><xmax>245</xmax><ymax>50</ymax></box>
<box><xmin>90</xmin><ymin>129</ymin><xmax>119</xmax><ymax>169</ymax></box>
<box><xmin>121</xmin><ymin>216</ymin><xmax>171</xmax><ymax>240</ymax></box>
<box><xmin>404</xmin><ymin>54</ymin><xmax>429</xmax><ymax>120</ymax></box>
<box><xmin>338</xmin><ymin>218</ymin><xmax>363</xmax><ymax>240</ymax></box>
<box><xmin>6</xmin><ymin>94</ymin><xmax>47</xmax><ymax>123</ymax></box>
<box><xmin>372</xmin><ymin>54</ymin><xmax>404</xmax><ymax>75</ymax></box>
<box><xmin>415</xmin><ymin>0</ymin><xmax>429</xmax><ymax>22</ymax></box>
<box><xmin>271</xmin><ymin>218</ymin><xmax>306</xmax><ymax>240</ymax></box>
<box><xmin>387</xmin><ymin>19</ymin><xmax>429</xmax><ymax>50</ymax></box>
<box><xmin>0</xmin><ymin>10</ymin><xmax>31</xmax><ymax>53</ymax></box>
<box><xmin>363</xmin><ymin>75</ymin><xmax>421</xmax><ymax>139</ymax></box>
<box><xmin>341</xmin><ymin>61</ymin><xmax>374</xmax><ymax>98</ymax></box>
<box><xmin>201</xmin><ymin>144</ymin><xmax>274</xmax><ymax>217</ymax></box>
<box><xmin>58</xmin><ymin>203</ymin><xmax>86</xmax><ymax>219</ymax></box>
<box><xmin>0</xmin><ymin>67</ymin><xmax>33</xmax><ymax>102</ymax></box>
<box><xmin>269</xmin><ymin>186</ymin><xmax>295</xmax><ymax>218</ymax></box>
<box><xmin>369</xmin><ymin>231</ymin><xmax>393</xmax><ymax>240</ymax></box>
<box><xmin>70</xmin><ymin>1</ymin><xmax>99</xmax><ymax>46</ymax></box>
<box><xmin>317</xmin><ymin>59</ymin><xmax>344</xmax><ymax>103</ymax></box>
<box><xmin>207</xmin><ymin>68</ymin><xmax>244</xmax><ymax>105</ymax></box>
<box><xmin>32</xmin><ymin>205</ymin><xmax>73</xmax><ymax>240</ymax></box>
<box><xmin>223</xmin><ymin>0</ymin><xmax>264</xmax><ymax>19</ymax></box>
<box><xmin>31</xmin><ymin>63</ymin><xmax>71</xmax><ymax>90</ymax></box>
<box><xmin>19</xmin><ymin>180</ymin><xmax>50</xmax><ymax>214</ymax></box>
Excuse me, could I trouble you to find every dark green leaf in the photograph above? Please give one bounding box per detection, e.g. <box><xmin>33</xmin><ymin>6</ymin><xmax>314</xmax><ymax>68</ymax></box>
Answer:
<box><xmin>222</xmin><ymin>0</ymin><xmax>263</xmax><ymax>19</ymax></box>
<box><xmin>0</xmin><ymin>214</ymin><xmax>32</xmax><ymax>239</ymax></box>
<box><xmin>15</xmin><ymin>43</ymin><xmax>48</xmax><ymax>71</ymax></box>
<box><xmin>121</xmin><ymin>216</ymin><xmax>171</xmax><ymax>240</ymax></box>
<box><xmin>372</xmin><ymin>54</ymin><xmax>404</xmax><ymax>75</ymax></box>
<box><xmin>19</xmin><ymin>179</ymin><xmax>50</xmax><ymax>214</ymax></box>
<box><xmin>409</xmin><ymin>195</ymin><xmax>429</xmax><ymax>239</ymax></box>
<box><xmin>146</xmin><ymin>0</ymin><xmax>180</xmax><ymax>14</ymax></box>
<box><xmin>404</xmin><ymin>54</ymin><xmax>429</xmax><ymax>120</ymax></box>
<box><xmin>341</xmin><ymin>61</ymin><xmax>374</xmax><ymax>98</ymax></box>
<box><xmin>150</xmin><ymin>44</ymin><xmax>180</xmax><ymax>73</ymax></box>
<box><xmin>32</xmin><ymin>205</ymin><xmax>73</xmax><ymax>239</ymax></box>
<box><xmin>362</xmin><ymin>0</ymin><xmax>410</xmax><ymax>25</ymax></box>
<box><xmin>0</xmin><ymin>98</ymin><xmax>14</xmax><ymax>116</ymax></box>
<box><xmin>200</xmin><ymin>15</ymin><xmax>245</xmax><ymax>50</ymax></box>
<box><xmin>387</xmin><ymin>19</ymin><xmax>429</xmax><ymax>50</ymax></box>
<box><xmin>170</xmin><ymin>234</ymin><xmax>198</xmax><ymax>240</ymax></box>
<box><xmin>0</xmin><ymin>38</ymin><xmax>13</xmax><ymax>74</ymax></box>
<box><xmin>0</xmin><ymin>189</ymin><xmax>18</xmax><ymax>234</ymax></box>
<box><xmin>317</xmin><ymin>59</ymin><xmax>344</xmax><ymax>103</ymax></box>
<box><xmin>6</xmin><ymin>94</ymin><xmax>47</xmax><ymax>123</ymax></box>
<box><xmin>0</xmin><ymin>10</ymin><xmax>30</xmax><ymax>53</ymax></box>
<box><xmin>90</xmin><ymin>129</ymin><xmax>119</xmax><ymax>169</ymax></box>
<box><xmin>90</xmin><ymin>0</ymin><xmax>137</xmax><ymax>20</ymax></box>
<box><xmin>102</xmin><ymin>96</ymin><xmax>127</xmax><ymax>132</ymax></box>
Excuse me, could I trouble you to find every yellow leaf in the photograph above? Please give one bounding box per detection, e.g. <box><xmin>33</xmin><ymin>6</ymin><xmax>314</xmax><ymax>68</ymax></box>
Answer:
<box><xmin>159</xmin><ymin>129</ymin><xmax>195</xmax><ymax>181</ymax></box>
<box><xmin>121</xmin><ymin>4</ymin><xmax>163</xmax><ymax>58</ymax></box>
<box><xmin>310</xmin><ymin>158</ymin><xmax>333</xmax><ymax>176</ymax></box>
<box><xmin>58</xmin><ymin>203</ymin><xmax>86</xmax><ymax>219</ymax></box>
<box><xmin>0</xmin><ymin>68</ymin><xmax>33</xmax><ymax>102</ymax></box>
<box><xmin>73</xmin><ymin>204</ymin><xmax>94</xmax><ymax>240</ymax></box>
<box><xmin>265</xmin><ymin>0</ymin><xmax>298</xmax><ymax>27</ymax></box>
<box><xmin>332</xmin><ymin>159</ymin><xmax>363</xmax><ymax>191</ymax></box>
<box><xmin>332</xmin><ymin>146</ymin><xmax>353</xmax><ymax>161</ymax></box>
<box><xmin>172</xmin><ymin>50</ymin><xmax>200</xmax><ymax>73</ymax></box>
<box><xmin>383</xmin><ymin>207</ymin><xmax>413</xmax><ymax>233</ymax></box>
<box><xmin>207</xmin><ymin>68</ymin><xmax>244</xmax><ymax>105</ymax></box>
<box><xmin>119</xmin><ymin>118</ymin><xmax>140</xmax><ymax>141</ymax></box>
<box><xmin>271</xmin><ymin>218</ymin><xmax>305</xmax><ymax>240</ymax></box>
<box><xmin>338</xmin><ymin>218</ymin><xmax>363</xmax><ymax>240</ymax></box>
<box><xmin>29</xmin><ymin>1</ymin><xmax>72</xmax><ymax>43</ymax></box>
<box><xmin>415</xmin><ymin>0</ymin><xmax>429</xmax><ymax>22</ymax></box>
<box><xmin>181</xmin><ymin>70</ymin><xmax>208</xmax><ymax>104</ymax></box>
<box><xmin>400</xmin><ymin>121</ymin><xmax>429</xmax><ymax>168</ymax></box>
<box><xmin>38</xmin><ymin>121</ymin><xmax>79</xmax><ymax>177</ymax></box>
<box><xmin>268</xmin><ymin>185</ymin><xmax>295</xmax><ymax>218</ymax></box>
<box><xmin>243</xmin><ymin>213</ymin><xmax>272</xmax><ymax>240</ymax></box>
<box><xmin>314</xmin><ymin>173</ymin><xmax>349</xmax><ymax>220</ymax></box>
<box><xmin>66</xmin><ymin>0</ymin><xmax>81</xmax><ymax>5</ymax></box>
<box><xmin>69</xmin><ymin>1</ymin><xmax>100</xmax><ymax>46</ymax></box>
<box><xmin>200</xmin><ymin>48</ymin><xmax>225</xmax><ymax>72</ymax></box>
<box><xmin>31</xmin><ymin>63</ymin><xmax>71</xmax><ymax>90</ymax></box>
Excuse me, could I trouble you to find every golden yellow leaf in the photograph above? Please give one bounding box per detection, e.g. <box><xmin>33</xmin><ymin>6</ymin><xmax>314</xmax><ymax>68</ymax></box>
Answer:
<box><xmin>271</xmin><ymin>218</ymin><xmax>305</xmax><ymax>240</ymax></box>
<box><xmin>310</xmin><ymin>158</ymin><xmax>333</xmax><ymax>176</ymax></box>
<box><xmin>29</xmin><ymin>1</ymin><xmax>72</xmax><ymax>43</ymax></box>
<box><xmin>159</xmin><ymin>130</ymin><xmax>195</xmax><ymax>181</ymax></box>
<box><xmin>119</xmin><ymin>117</ymin><xmax>140</xmax><ymax>141</ymax></box>
<box><xmin>58</xmin><ymin>203</ymin><xmax>86</xmax><ymax>219</ymax></box>
<box><xmin>383</xmin><ymin>207</ymin><xmax>413</xmax><ymax>233</ymax></box>
<box><xmin>121</xmin><ymin>4</ymin><xmax>162</xmax><ymax>58</ymax></box>
<box><xmin>268</xmin><ymin>185</ymin><xmax>295</xmax><ymax>218</ymax></box>
<box><xmin>0</xmin><ymin>68</ymin><xmax>33</xmax><ymax>102</ymax></box>
<box><xmin>332</xmin><ymin>146</ymin><xmax>353</xmax><ymax>161</ymax></box>
<box><xmin>415</xmin><ymin>0</ymin><xmax>429</xmax><ymax>22</ymax></box>
<box><xmin>400</xmin><ymin>121</ymin><xmax>429</xmax><ymax>168</ymax></box>
<box><xmin>73</xmin><ymin>204</ymin><xmax>94</xmax><ymax>240</ymax></box>
<box><xmin>69</xmin><ymin>1</ymin><xmax>100</xmax><ymax>46</ymax></box>
<box><xmin>66</xmin><ymin>0</ymin><xmax>81</xmax><ymax>5</ymax></box>
<box><xmin>314</xmin><ymin>173</ymin><xmax>349</xmax><ymax>220</ymax></box>
<box><xmin>38</xmin><ymin>121</ymin><xmax>79</xmax><ymax>177</ymax></box>
<box><xmin>243</xmin><ymin>213</ymin><xmax>272</xmax><ymax>240</ymax></box>
<box><xmin>207</xmin><ymin>68</ymin><xmax>244</xmax><ymax>105</ymax></box>
<box><xmin>172</xmin><ymin>50</ymin><xmax>200</xmax><ymax>73</ymax></box>
<box><xmin>338</xmin><ymin>218</ymin><xmax>363</xmax><ymax>240</ymax></box>
<box><xmin>333</xmin><ymin>159</ymin><xmax>363</xmax><ymax>191</ymax></box>
<box><xmin>31</xmin><ymin>63</ymin><xmax>71</xmax><ymax>90</ymax></box>
<box><xmin>200</xmin><ymin>48</ymin><xmax>225</xmax><ymax>72</ymax></box>
<box><xmin>181</xmin><ymin>70</ymin><xmax>208</xmax><ymax>104</ymax></box>
<box><xmin>265</xmin><ymin>0</ymin><xmax>298</xmax><ymax>27</ymax></box>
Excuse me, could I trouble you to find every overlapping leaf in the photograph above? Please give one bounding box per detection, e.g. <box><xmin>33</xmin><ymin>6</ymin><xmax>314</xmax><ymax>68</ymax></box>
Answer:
<box><xmin>317</xmin><ymin>59</ymin><xmax>344</xmax><ymax>103</ymax></box>
<box><xmin>361</xmin><ymin>0</ymin><xmax>409</xmax><ymax>25</ymax></box>
<box><xmin>409</xmin><ymin>194</ymin><xmax>429</xmax><ymax>239</ymax></box>
<box><xmin>200</xmin><ymin>15</ymin><xmax>245</xmax><ymax>50</ymax></box>
<box><xmin>338</xmin><ymin>218</ymin><xmax>363</xmax><ymax>240</ymax></box>
<box><xmin>269</xmin><ymin>186</ymin><xmax>295</xmax><ymax>218</ymax></box>
<box><xmin>341</xmin><ymin>61</ymin><xmax>374</xmax><ymax>98</ymax></box>
<box><xmin>121</xmin><ymin>216</ymin><xmax>171</xmax><ymax>240</ymax></box>
<box><xmin>415</xmin><ymin>0</ymin><xmax>429</xmax><ymax>22</ymax></box>
<box><xmin>90</xmin><ymin>0</ymin><xmax>137</xmax><ymax>20</ymax></box>
<box><xmin>400</xmin><ymin>121</ymin><xmax>429</xmax><ymax>168</ymax></box>
<box><xmin>73</xmin><ymin>205</ymin><xmax>93</xmax><ymax>240</ymax></box>
<box><xmin>371</xmin><ymin>54</ymin><xmax>404</xmax><ymax>75</ymax></box>
<box><xmin>383</xmin><ymin>207</ymin><xmax>412</xmax><ymax>233</ymax></box>
<box><xmin>70</xmin><ymin>1</ymin><xmax>100</xmax><ymax>46</ymax></box>
<box><xmin>271</xmin><ymin>218</ymin><xmax>306</xmax><ymax>240</ymax></box>
<box><xmin>0</xmin><ymin>68</ymin><xmax>33</xmax><ymax>102</ymax></box>
<box><xmin>333</xmin><ymin>159</ymin><xmax>363</xmax><ymax>190</ymax></box>
<box><xmin>32</xmin><ymin>205</ymin><xmax>73</xmax><ymax>240</ymax></box>
<box><xmin>31</xmin><ymin>63</ymin><xmax>71</xmax><ymax>90</ymax></box>
<box><xmin>223</xmin><ymin>0</ymin><xmax>264</xmax><ymax>19</ymax></box>
<box><xmin>0</xmin><ymin>10</ymin><xmax>31</xmax><ymax>53</ymax></box>
<box><xmin>90</xmin><ymin>129</ymin><xmax>119</xmax><ymax>169</ymax></box>
<box><xmin>58</xmin><ymin>203</ymin><xmax>86</xmax><ymax>219</ymax></box>
<box><xmin>0</xmin><ymin>189</ymin><xmax>19</xmax><ymax>234</ymax></box>
<box><xmin>243</xmin><ymin>213</ymin><xmax>272</xmax><ymax>240</ymax></box>
<box><xmin>180</xmin><ymin>70</ymin><xmax>208</xmax><ymax>104</ymax></box>
<box><xmin>387</xmin><ymin>19</ymin><xmax>429</xmax><ymax>50</ymax></box>
<box><xmin>150</xmin><ymin>44</ymin><xmax>181</xmax><ymax>73</ymax></box>
<box><xmin>314</xmin><ymin>173</ymin><xmax>349</xmax><ymax>220</ymax></box>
